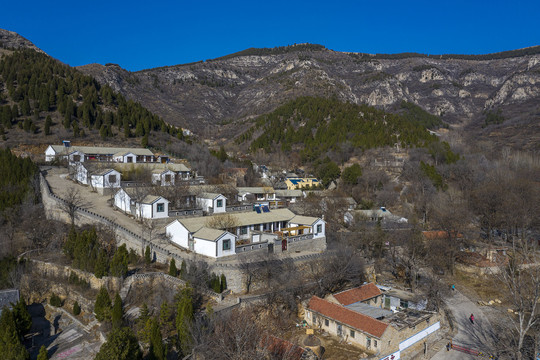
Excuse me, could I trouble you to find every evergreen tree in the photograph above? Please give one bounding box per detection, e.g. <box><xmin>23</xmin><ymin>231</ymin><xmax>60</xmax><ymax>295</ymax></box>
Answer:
<box><xmin>168</xmin><ymin>258</ymin><xmax>177</xmax><ymax>277</ymax></box>
<box><xmin>73</xmin><ymin>301</ymin><xmax>81</xmax><ymax>316</ymax></box>
<box><xmin>175</xmin><ymin>286</ymin><xmax>194</xmax><ymax>356</ymax></box>
<box><xmin>94</xmin><ymin>287</ymin><xmax>112</xmax><ymax>322</ymax></box>
<box><xmin>49</xmin><ymin>293</ymin><xmax>62</xmax><ymax>307</ymax></box>
<box><xmin>44</xmin><ymin>115</ymin><xmax>52</xmax><ymax>135</ymax></box>
<box><xmin>144</xmin><ymin>245</ymin><xmax>151</xmax><ymax>265</ymax></box>
<box><xmin>0</xmin><ymin>308</ymin><xmax>29</xmax><ymax>360</ymax></box>
<box><xmin>220</xmin><ymin>273</ymin><xmax>227</xmax><ymax>292</ymax></box>
<box><xmin>110</xmin><ymin>244</ymin><xmax>129</xmax><ymax>277</ymax></box>
<box><xmin>37</xmin><ymin>345</ymin><xmax>48</xmax><ymax>360</ymax></box>
<box><xmin>141</xmin><ymin>133</ymin><xmax>148</xmax><ymax>148</ymax></box>
<box><xmin>12</xmin><ymin>298</ymin><xmax>32</xmax><ymax>336</ymax></box>
<box><xmin>342</xmin><ymin>164</ymin><xmax>363</xmax><ymax>185</ymax></box>
<box><xmin>179</xmin><ymin>260</ymin><xmax>187</xmax><ymax>279</ymax></box>
<box><xmin>111</xmin><ymin>293</ymin><xmax>123</xmax><ymax>328</ymax></box>
<box><xmin>95</xmin><ymin>327</ymin><xmax>141</xmax><ymax>360</ymax></box>
<box><xmin>148</xmin><ymin>318</ymin><xmax>166</xmax><ymax>360</ymax></box>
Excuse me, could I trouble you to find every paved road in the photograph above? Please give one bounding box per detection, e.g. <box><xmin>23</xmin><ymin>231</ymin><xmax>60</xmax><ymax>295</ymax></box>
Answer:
<box><xmin>431</xmin><ymin>290</ymin><xmax>497</xmax><ymax>359</ymax></box>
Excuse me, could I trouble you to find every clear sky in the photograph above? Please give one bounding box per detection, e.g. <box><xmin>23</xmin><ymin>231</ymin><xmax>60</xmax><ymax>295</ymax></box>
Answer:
<box><xmin>1</xmin><ymin>0</ymin><xmax>539</xmax><ymax>71</ymax></box>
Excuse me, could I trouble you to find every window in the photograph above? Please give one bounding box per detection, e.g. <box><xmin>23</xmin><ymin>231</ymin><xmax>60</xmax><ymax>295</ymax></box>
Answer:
<box><xmin>350</xmin><ymin>330</ymin><xmax>355</xmax><ymax>338</ymax></box>
<box><xmin>165</xmin><ymin>174</ymin><xmax>171</xmax><ymax>182</ymax></box>
<box><xmin>367</xmin><ymin>337</ymin><xmax>371</xmax><ymax>348</ymax></box>
<box><xmin>127</xmin><ymin>156</ymin><xmax>133</xmax><ymax>163</ymax></box>
<box><xmin>324</xmin><ymin>319</ymin><xmax>329</xmax><ymax>327</ymax></box>
<box><xmin>72</xmin><ymin>155</ymin><xmax>81</xmax><ymax>162</ymax></box>
<box><xmin>216</xmin><ymin>199</ymin><xmax>223</xmax><ymax>207</ymax></box>
<box><xmin>313</xmin><ymin>314</ymin><xmax>317</xmax><ymax>324</ymax></box>
<box><xmin>108</xmin><ymin>175</ymin><xmax>117</xmax><ymax>184</ymax></box>
<box><xmin>222</xmin><ymin>239</ymin><xmax>231</xmax><ymax>251</ymax></box>
<box><xmin>240</xmin><ymin>226</ymin><xmax>248</xmax><ymax>235</ymax></box>
<box><xmin>316</xmin><ymin>224</ymin><xmax>322</xmax><ymax>233</ymax></box>
<box><xmin>157</xmin><ymin>203</ymin><xmax>165</xmax><ymax>212</ymax></box>
<box><xmin>374</xmin><ymin>340</ymin><xmax>378</xmax><ymax>348</ymax></box>
<box><xmin>400</xmin><ymin>299</ymin><xmax>408</xmax><ymax>309</ymax></box>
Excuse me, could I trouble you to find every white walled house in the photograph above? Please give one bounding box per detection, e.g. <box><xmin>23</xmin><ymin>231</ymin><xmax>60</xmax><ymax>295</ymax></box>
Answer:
<box><xmin>75</xmin><ymin>164</ymin><xmax>121</xmax><ymax>195</ymax></box>
<box><xmin>166</xmin><ymin>221</ymin><xmax>237</xmax><ymax>258</ymax></box>
<box><xmin>165</xmin><ymin>207</ymin><xmax>326</xmax><ymax>258</ymax></box>
<box><xmin>45</xmin><ymin>144</ymin><xmax>156</xmax><ymax>164</ymax></box>
<box><xmin>90</xmin><ymin>169</ymin><xmax>121</xmax><ymax>195</ymax></box>
<box><xmin>196</xmin><ymin>193</ymin><xmax>226</xmax><ymax>214</ymax></box>
<box><xmin>114</xmin><ymin>188</ymin><xmax>169</xmax><ymax>219</ymax></box>
<box><xmin>136</xmin><ymin>196</ymin><xmax>169</xmax><ymax>220</ymax></box>
<box><xmin>152</xmin><ymin>169</ymin><xmax>176</xmax><ymax>186</ymax></box>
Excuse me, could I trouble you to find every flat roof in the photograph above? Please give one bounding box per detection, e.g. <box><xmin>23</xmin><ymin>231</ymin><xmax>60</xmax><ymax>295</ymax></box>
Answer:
<box><xmin>345</xmin><ymin>302</ymin><xmax>393</xmax><ymax>319</ymax></box>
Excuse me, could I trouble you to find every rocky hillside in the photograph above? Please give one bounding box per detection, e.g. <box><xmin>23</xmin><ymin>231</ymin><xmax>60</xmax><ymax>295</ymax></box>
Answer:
<box><xmin>78</xmin><ymin>44</ymin><xmax>540</xmax><ymax>150</ymax></box>
<box><xmin>0</xmin><ymin>29</ymin><xmax>43</xmax><ymax>53</ymax></box>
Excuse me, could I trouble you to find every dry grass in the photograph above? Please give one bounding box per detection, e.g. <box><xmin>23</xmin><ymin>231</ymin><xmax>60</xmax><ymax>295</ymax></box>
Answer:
<box><xmin>453</xmin><ymin>270</ymin><xmax>505</xmax><ymax>303</ymax></box>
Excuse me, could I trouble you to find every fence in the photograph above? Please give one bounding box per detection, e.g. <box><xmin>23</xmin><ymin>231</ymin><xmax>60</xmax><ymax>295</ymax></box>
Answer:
<box><xmin>168</xmin><ymin>208</ymin><xmax>204</xmax><ymax>217</ymax></box>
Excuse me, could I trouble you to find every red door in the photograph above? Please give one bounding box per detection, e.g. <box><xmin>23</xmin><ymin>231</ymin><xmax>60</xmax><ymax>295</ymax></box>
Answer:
<box><xmin>282</xmin><ymin>239</ymin><xmax>287</xmax><ymax>251</ymax></box>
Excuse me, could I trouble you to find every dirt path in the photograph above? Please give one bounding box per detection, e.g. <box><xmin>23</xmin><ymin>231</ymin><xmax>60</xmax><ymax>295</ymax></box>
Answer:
<box><xmin>431</xmin><ymin>290</ymin><xmax>497</xmax><ymax>359</ymax></box>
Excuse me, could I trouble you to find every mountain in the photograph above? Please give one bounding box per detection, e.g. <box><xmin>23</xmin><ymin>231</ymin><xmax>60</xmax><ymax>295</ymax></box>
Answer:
<box><xmin>78</xmin><ymin>44</ymin><xmax>540</xmax><ymax>150</ymax></box>
<box><xmin>0</xmin><ymin>29</ymin><xmax>43</xmax><ymax>53</ymax></box>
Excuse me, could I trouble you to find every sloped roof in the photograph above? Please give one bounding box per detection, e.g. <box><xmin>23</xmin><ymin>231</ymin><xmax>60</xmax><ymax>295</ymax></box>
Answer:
<box><xmin>193</xmin><ymin>227</ymin><xmax>230</xmax><ymax>242</ymax></box>
<box><xmin>422</xmin><ymin>230</ymin><xmax>463</xmax><ymax>240</ymax></box>
<box><xmin>290</xmin><ymin>215</ymin><xmax>320</xmax><ymax>226</ymax></box>
<box><xmin>175</xmin><ymin>208</ymin><xmax>297</xmax><ymax>233</ymax></box>
<box><xmin>333</xmin><ymin>283</ymin><xmax>382</xmax><ymax>306</ymax></box>
<box><xmin>0</xmin><ymin>289</ymin><xmax>19</xmax><ymax>312</ymax></box>
<box><xmin>141</xmin><ymin>195</ymin><xmax>166</xmax><ymax>204</ymax></box>
<box><xmin>274</xmin><ymin>189</ymin><xmax>303</xmax><ymax>197</ymax></box>
<box><xmin>199</xmin><ymin>192</ymin><xmax>223</xmax><ymax>200</ymax></box>
<box><xmin>237</xmin><ymin>187</ymin><xmax>275</xmax><ymax>195</ymax></box>
<box><xmin>307</xmin><ymin>296</ymin><xmax>388</xmax><ymax>338</ymax></box>
<box><xmin>50</xmin><ymin>145</ymin><xmax>154</xmax><ymax>156</ymax></box>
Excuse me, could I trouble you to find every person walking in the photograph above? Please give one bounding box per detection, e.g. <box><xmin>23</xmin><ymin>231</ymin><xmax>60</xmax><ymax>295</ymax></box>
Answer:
<box><xmin>451</xmin><ymin>284</ymin><xmax>455</xmax><ymax>291</ymax></box>
<box><xmin>470</xmin><ymin>313</ymin><xmax>475</xmax><ymax>324</ymax></box>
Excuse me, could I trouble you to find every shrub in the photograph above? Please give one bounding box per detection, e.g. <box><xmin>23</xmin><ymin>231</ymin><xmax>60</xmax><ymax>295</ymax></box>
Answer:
<box><xmin>50</xmin><ymin>293</ymin><xmax>62</xmax><ymax>307</ymax></box>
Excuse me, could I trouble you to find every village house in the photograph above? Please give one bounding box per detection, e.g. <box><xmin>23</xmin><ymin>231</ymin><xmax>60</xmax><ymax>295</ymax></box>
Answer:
<box><xmin>344</xmin><ymin>208</ymin><xmax>408</xmax><ymax>226</ymax></box>
<box><xmin>285</xmin><ymin>177</ymin><xmax>321</xmax><ymax>190</ymax></box>
<box><xmin>196</xmin><ymin>193</ymin><xmax>227</xmax><ymax>214</ymax></box>
<box><xmin>165</xmin><ymin>207</ymin><xmax>326</xmax><ymax>258</ymax></box>
<box><xmin>304</xmin><ymin>294</ymin><xmax>440</xmax><ymax>359</ymax></box>
<box><xmin>45</xmin><ymin>143</ymin><xmax>157</xmax><ymax>164</ymax></box>
<box><xmin>74</xmin><ymin>163</ymin><xmax>121</xmax><ymax>195</ymax></box>
<box><xmin>274</xmin><ymin>189</ymin><xmax>304</xmax><ymax>204</ymax></box>
<box><xmin>152</xmin><ymin>168</ymin><xmax>176</xmax><ymax>186</ymax></box>
<box><xmin>327</xmin><ymin>282</ymin><xmax>384</xmax><ymax>308</ymax></box>
<box><xmin>237</xmin><ymin>187</ymin><xmax>276</xmax><ymax>203</ymax></box>
<box><xmin>114</xmin><ymin>187</ymin><xmax>170</xmax><ymax>220</ymax></box>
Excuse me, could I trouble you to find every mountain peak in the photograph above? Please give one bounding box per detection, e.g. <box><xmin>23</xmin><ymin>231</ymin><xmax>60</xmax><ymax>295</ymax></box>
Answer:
<box><xmin>0</xmin><ymin>28</ymin><xmax>44</xmax><ymax>53</ymax></box>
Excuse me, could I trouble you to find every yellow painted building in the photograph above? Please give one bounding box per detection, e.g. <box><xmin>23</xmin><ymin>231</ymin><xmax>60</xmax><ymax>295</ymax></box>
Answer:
<box><xmin>285</xmin><ymin>177</ymin><xmax>320</xmax><ymax>190</ymax></box>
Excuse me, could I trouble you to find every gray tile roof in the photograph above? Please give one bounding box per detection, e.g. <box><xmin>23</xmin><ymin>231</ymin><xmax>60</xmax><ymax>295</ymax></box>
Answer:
<box><xmin>193</xmin><ymin>227</ymin><xmax>229</xmax><ymax>241</ymax></box>
<box><xmin>0</xmin><ymin>289</ymin><xmax>19</xmax><ymax>312</ymax></box>
<box><xmin>51</xmin><ymin>145</ymin><xmax>154</xmax><ymax>156</ymax></box>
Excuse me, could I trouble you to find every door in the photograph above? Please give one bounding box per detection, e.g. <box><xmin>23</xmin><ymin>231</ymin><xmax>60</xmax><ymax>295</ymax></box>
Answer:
<box><xmin>337</xmin><ymin>324</ymin><xmax>343</xmax><ymax>337</ymax></box>
<box><xmin>268</xmin><ymin>243</ymin><xmax>274</xmax><ymax>253</ymax></box>
<box><xmin>282</xmin><ymin>239</ymin><xmax>287</xmax><ymax>251</ymax></box>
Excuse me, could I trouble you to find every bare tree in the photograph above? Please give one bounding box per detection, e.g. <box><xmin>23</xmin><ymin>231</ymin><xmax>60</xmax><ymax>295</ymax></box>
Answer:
<box><xmin>205</xmin><ymin>213</ymin><xmax>239</xmax><ymax>233</ymax></box>
<box><xmin>494</xmin><ymin>249</ymin><xmax>540</xmax><ymax>360</ymax></box>
<box><xmin>59</xmin><ymin>187</ymin><xmax>90</xmax><ymax>225</ymax></box>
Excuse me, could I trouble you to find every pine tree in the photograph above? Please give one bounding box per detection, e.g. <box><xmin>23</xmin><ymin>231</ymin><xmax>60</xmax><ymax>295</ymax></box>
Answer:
<box><xmin>95</xmin><ymin>327</ymin><xmax>142</xmax><ymax>360</ymax></box>
<box><xmin>220</xmin><ymin>273</ymin><xmax>227</xmax><ymax>292</ymax></box>
<box><xmin>0</xmin><ymin>308</ymin><xmax>29</xmax><ymax>360</ymax></box>
<box><xmin>44</xmin><ymin>115</ymin><xmax>52</xmax><ymax>135</ymax></box>
<box><xmin>168</xmin><ymin>258</ymin><xmax>177</xmax><ymax>277</ymax></box>
<box><xmin>12</xmin><ymin>298</ymin><xmax>32</xmax><ymax>336</ymax></box>
<box><xmin>37</xmin><ymin>345</ymin><xmax>48</xmax><ymax>360</ymax></box>
<box><xmin>149</xmin><ymin>318</ymin><xmax>166</xmax><ymax>360</ymax></box>
<box><xmin>110</xmin><ymin>244</ymin><xmax>129</xmax><ymax>277</ymax></box>
<box><xmin>73</xmin><ymin>301</ymin><xmax>81</xmax><ymax>316</ymax></box>
<box><xmin>94</xmin><ymin>287</ymin><xmax>112</xmax><ymax>322</ymax></box>
<box><xmin>111</xmin><ymin>293</ymin><xmax>123</xmax><ymax>328</ymax></box>
<box><xmin>175</xmin><ymin>286</ymin><xmax>194</xmax><ymax>356</ymax></box>
<box><xmin>145</xmin><ymin>245</ymin><xmax>151</xmax><ymax>265</ymax></box>
<box><xmin>179</xmin><ymin>260</ymin><xmax>187</xmax><ymax>279</ymax></box>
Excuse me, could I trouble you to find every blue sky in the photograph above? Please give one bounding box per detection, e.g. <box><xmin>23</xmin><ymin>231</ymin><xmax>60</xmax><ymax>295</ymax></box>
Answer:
<box><xmin>1</xmin><ymin>0</ymin><xmax>539</xmax><ymax>71</ymax></box>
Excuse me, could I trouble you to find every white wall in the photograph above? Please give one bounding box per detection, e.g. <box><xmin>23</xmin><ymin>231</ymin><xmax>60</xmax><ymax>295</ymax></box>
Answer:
<box><xmin>152</xmin><ymin>199</ymin><xmax>169</xmax><ymax>219</ymax></box>
<box><xmin>193</xmin><ymin>237</ymin><xmax>218</xmax><ymax>258</ymax></box>
<box><xmin>216</xmin><ymin>233</ymin><xmax>236</xmax><ymax>257</ymax></box>
<box><xmin>45</xmin><ymin>146</ymin><xmax>57</xmax><ymax>162</ymax></box>
<box><xmin>91</xmin><ymin>170</ymin><xmax>121</xmax><ymax>189</ymax></box>
<box><xmin>212</xmin><ymin>195</ymin><xmax>226</xmax><ymax>213</ymax></box>
<box><xmin>75</xmin><ymin>165</ymin><xmax>88</xmax><ymax>185</ymax></box>
<box><xmin>114</xmin><ymin>190</ymin><xmax>131</xmax><ymax>213</ymax></box>
<box><xmin>166</xmin><ymin>220</ymin><xmax>190</xmax><ymax>249</ymax></box>
<box><xmin>312</xmin><ymin>218</ymin><xmax>326</xmax><ymax>238</ymax></box>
